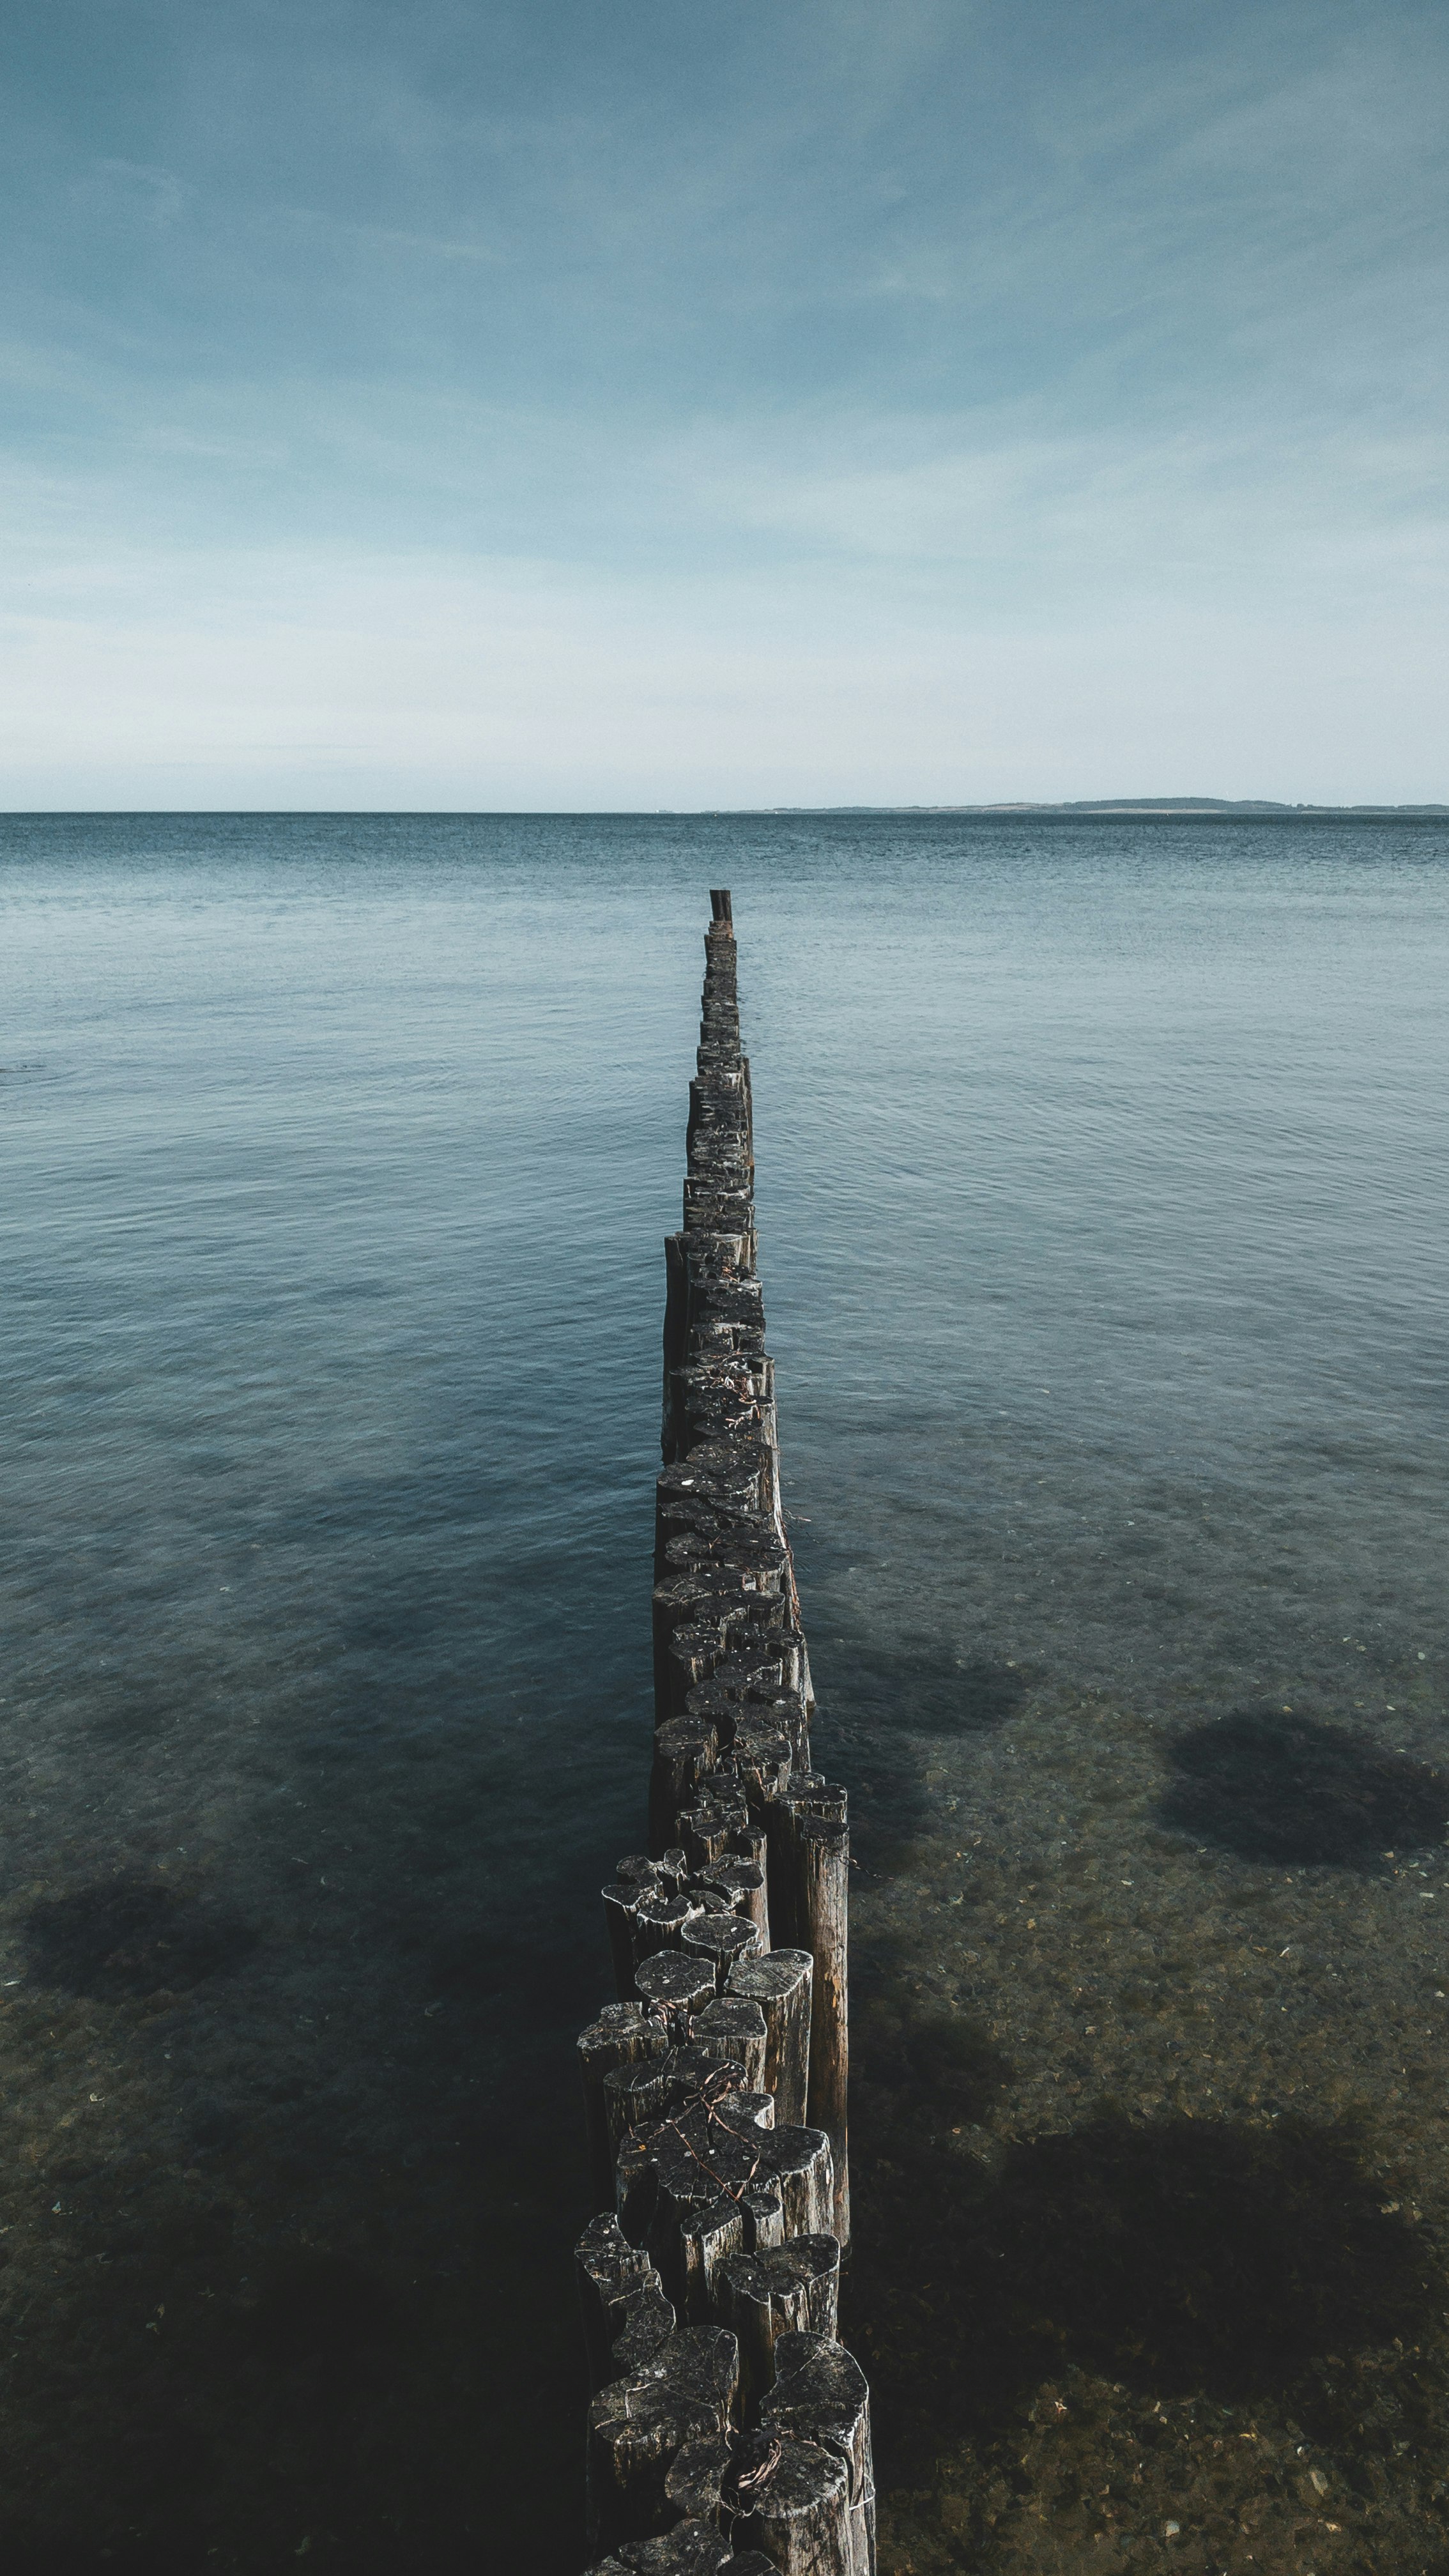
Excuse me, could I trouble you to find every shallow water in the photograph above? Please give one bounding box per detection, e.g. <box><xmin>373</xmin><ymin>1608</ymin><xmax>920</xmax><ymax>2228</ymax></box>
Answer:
<box><xmin>3</xmin><ymin>811</ymin><xmax>1447</xmax><ymax>2573</ymax></box>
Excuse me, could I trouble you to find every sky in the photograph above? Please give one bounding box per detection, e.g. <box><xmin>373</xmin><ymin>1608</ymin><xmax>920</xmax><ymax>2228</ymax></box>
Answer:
<box><xmin>3</xmin><ymin>0</ymin><xmax>1446</xmax><ymax>808</ymax></box>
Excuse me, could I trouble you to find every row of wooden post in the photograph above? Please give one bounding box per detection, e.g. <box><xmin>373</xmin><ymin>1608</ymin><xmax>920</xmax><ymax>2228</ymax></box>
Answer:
<box><xmin>576</xmin><ymin>893</ymin><xmax>873</xmax><ymax>2576</ymax></box>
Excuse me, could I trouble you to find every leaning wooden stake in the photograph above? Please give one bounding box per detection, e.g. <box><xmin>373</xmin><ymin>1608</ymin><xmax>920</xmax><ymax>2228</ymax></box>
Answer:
<box><xmin>796</xmin><ymin>1813</ymin><xmax>850</xmax><ymax>2246</ymax></box>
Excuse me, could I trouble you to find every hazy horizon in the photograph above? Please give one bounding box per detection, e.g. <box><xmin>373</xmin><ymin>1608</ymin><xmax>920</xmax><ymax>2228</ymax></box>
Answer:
<box><xmin>4</xmin><ymin>0</ymin><xmax>1446</xmax><ymax>809</ymax></box>
<box><xmin>5</xmin><ymin>799</ymin><xmax>1448</xmax><ymax>820</ymax></box>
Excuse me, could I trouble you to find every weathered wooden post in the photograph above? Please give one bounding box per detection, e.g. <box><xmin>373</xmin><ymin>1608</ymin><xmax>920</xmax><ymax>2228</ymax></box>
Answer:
<box><xmin>716</xmin><ymin>2234</ymin><xmax>842</xmax><ymax>2415</ymax></box>
<box><xmin>634</xmin><ymin>1950</ymin><xmax>717</xmax><ymax>2017</ymax></box>
<box><xmin>765</xmin><ymin>2333</ymin><xmax>876</xmax><ymax>2576</ymax></box>
<box><xmin>691</xmin><ymin>1993</ymin><xmax>769</xmax><ymax>2091</ymax></box>
<box><xmin>578</xmin><ymin>2001</ymin><xmax>671</xmax><ymax>2207</ymax></box>
<box><xmin>728</xmin><ymin>1947</ymin><xmax>813</xmax><ymax>2128</ymax></box>
<box><xmin>632</xmin><ymin>1888</ymin><xmax>705</xmax><ymax>1966</ymax></box>
<box><xmin>698</xmin><ymin>1854</ymin><xmax>770</xmax><ymax>1940</ymax></box>
<box><xmin>583</xmin><ymin>2524</ymin><xmax>742</xmax><ymax>2576</ymax></box>
<box><xmin>663</xmin><ymin>2430</ymin><xmax>854</xmax><ymax>2576</ymax></box>
<box><xmin>649</xmin><ymin>1715</ymin><xmax>719</xmax><ymax>1857</ymax></box>
<box><xmin>681</xmin><ymin>1910</ymin><xmax>763</xmax><ymax>1988</ymax></box>
<box><xmin>585</xmin><ymin>2325</ymin><xmax>740</xmax><ymax>2550</ymax></box>
<box><xmin>602</xmin><ymin>1871</ymin><xmax>654</xmax><ymax>1998</ymax></box>
<box><xmin>575</xmin><ymin>2213</ymin><xmax>674</xmax><ymax>2393</ymax></box>
<box><xmin>766</xmin><ymin>1777</ymin><xmax>847</xmax><ymax>1952</ymax></box>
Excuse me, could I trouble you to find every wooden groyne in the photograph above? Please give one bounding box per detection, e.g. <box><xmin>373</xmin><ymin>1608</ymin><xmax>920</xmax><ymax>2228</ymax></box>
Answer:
<box><xmin>577</xmin><ymin>891</ymin><xmax>873</xmax><ymax>2576</ymax></box>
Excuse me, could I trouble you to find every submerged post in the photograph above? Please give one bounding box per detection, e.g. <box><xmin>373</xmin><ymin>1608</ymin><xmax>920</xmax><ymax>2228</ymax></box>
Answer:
<box><xmin>574</xmin><ymin>894</ymin><xmax>870</xmax><ymax>2572</ymax></box>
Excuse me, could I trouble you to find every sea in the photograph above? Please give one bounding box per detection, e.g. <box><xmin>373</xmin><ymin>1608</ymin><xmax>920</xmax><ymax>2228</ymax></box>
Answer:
<box><xmin>3</xmin><ymin>810</ymin><xmax>1447</xmax><ymax>2575</ymax></box>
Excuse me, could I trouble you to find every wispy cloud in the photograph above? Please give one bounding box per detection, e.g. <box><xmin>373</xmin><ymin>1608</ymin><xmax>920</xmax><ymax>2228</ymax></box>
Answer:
<box><xmin>278</xmin><ymin>206</ymin><xmax>507</xmax><ymax>266</ymax></box>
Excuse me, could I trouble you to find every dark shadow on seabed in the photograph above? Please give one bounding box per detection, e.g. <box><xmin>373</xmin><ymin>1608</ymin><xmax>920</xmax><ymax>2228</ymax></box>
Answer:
<box><xmin>0</xmin><ymin>1894</ymin><xmax>602</xmax><ymax>2575</ymax></box>
<box><xmin>854</xmin><ymin>2044</ymin><xmax>1428</xmax><ymax>2409</ymax></box>
<box><xmin>807</xmin><ymin>1591</ymin><xmax>1449</xmax><ymax>2572</ymax></box>
<box><xmin>24</xmin><ymin>1875</ymin><xmax>263</xmax><ymax>2001</ymax></box>
<box><xmin>845</xmin><ymin>1957</ymin><xmax>1449</xmax><ymax>2574</ymax></box>
<box><xmin>0</xmin><ymin>1448</ymin><xmax>646</xmax><ymax>2572</ymax></box>
<box><xmin>849</xmin><ymin>1970</ymin><xmax>1432</xmax><ymax>2391</ymax></box>
<box><xmin>818</xmin><ymin>1626</ymin><xmax>1029</xmax><ymax>1869</ymax></box>
<box><xmin>1159</xmin><ymin>1712</ymin><xmax>1449</xmax><ymax>1869</ymax></box>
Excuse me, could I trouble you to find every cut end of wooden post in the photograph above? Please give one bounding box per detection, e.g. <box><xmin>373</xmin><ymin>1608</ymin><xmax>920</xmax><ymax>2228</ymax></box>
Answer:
<box><xmin>709</xmin><ymin>888</ymin><xmax>733</xmax><ymax>924</ymax></box>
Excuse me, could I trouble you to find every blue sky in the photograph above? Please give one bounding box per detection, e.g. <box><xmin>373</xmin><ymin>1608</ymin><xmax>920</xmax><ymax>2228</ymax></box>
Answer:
<box><xmin>3</xmin><ymin>0</ymin><xmax>1446</xmax><ymax>806</ymax></box>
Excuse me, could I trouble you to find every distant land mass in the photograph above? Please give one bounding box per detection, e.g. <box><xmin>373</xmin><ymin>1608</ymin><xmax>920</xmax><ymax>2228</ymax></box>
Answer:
<box><xmin>753</xmin><ymin>798</ymin><xmax>1449</xmax><ymax>816</ymax></box>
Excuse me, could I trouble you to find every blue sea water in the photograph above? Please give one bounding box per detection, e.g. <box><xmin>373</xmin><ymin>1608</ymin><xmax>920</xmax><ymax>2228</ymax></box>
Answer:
<box><xmin>3</xmin><ymin>811</ymin><xmax>1447</xmax><ymax>2573</ymax></box>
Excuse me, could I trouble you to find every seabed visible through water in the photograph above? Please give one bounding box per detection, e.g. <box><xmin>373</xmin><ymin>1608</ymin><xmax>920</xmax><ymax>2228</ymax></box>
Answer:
<box><xmin>819</xmin><ymin>1495</ymin><xmax>1449</xmax><ymax>2576</ymax></box>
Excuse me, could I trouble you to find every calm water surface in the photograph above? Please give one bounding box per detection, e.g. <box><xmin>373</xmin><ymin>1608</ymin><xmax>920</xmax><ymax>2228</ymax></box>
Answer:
<box><xmin>3</xmin><ymin>813</ymin><xmax>1447</xmax><ymax>2574</ymax></box>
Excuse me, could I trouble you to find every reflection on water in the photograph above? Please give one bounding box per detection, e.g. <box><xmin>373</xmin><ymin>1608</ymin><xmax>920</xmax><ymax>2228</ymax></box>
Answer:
<box><xmin>3</xmin><ymin>811</ymin><xmax>1447</xmax><ymax>2571</ymax></box>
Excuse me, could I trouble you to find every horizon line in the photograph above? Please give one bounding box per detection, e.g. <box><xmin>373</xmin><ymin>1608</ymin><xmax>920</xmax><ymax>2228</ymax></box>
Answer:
<box><xmin>3</xmin><ymin>799</ymin><xmax>1446</xmax><ymax>822</ymax></box>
